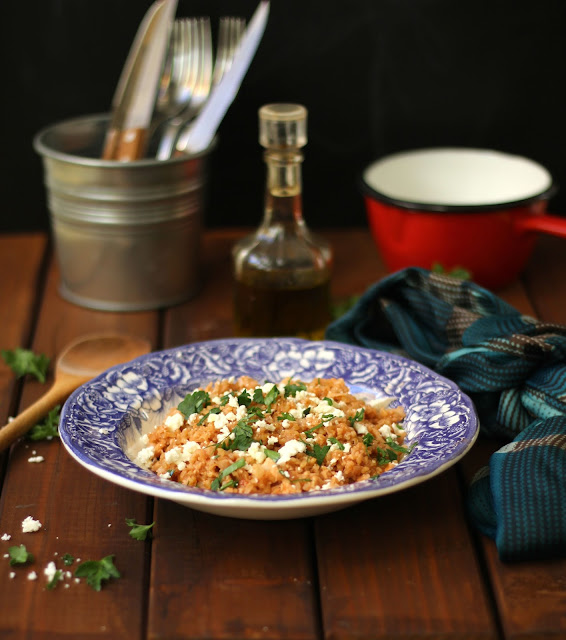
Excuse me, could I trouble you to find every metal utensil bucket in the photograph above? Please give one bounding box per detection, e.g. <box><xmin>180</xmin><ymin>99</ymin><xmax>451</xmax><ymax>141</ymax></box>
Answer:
<box><xmin>34</xmin><ymin>114</ymin><xmax>214</xmax><ymax>311</ymax></box>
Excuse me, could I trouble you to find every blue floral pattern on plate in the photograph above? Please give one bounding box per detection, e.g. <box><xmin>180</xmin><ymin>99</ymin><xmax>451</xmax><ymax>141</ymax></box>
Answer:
<box><xmin>59</xmin><ymin>338</ymin><xmax>479</xmax><ymax>519</ymax></box>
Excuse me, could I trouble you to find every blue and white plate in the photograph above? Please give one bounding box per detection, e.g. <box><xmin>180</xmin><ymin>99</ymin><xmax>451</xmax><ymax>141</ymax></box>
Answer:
<box><xmin>59</xmin><ymin>338</ymin><xmax>479</xmax><ymax>519</ymax></box>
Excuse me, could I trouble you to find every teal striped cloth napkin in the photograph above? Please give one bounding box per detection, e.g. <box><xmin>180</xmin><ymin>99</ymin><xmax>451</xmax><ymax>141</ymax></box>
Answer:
<box><xmin>326</xmin><ymin>267</ymin><xmax>566</xmax><ymax>561</ymax></box>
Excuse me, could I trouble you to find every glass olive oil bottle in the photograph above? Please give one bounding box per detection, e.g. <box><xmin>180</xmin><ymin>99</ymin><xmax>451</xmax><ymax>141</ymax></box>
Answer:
<box><xmin>232</xmin><ymin>104</ymin><xmax>333</xmax><ymax>339</ymax></box>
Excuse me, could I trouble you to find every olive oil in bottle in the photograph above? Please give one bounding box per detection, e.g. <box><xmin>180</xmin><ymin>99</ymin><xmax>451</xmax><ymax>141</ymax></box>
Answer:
<box><xmin>232</xmin><ymin>104</ymin><xmax>333</xmax><ymax>339</ymax></box>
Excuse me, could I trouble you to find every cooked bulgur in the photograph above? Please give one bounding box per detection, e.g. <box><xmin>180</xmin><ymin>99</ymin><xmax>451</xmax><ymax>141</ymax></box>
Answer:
<box><xmin>135</xmin><ymin>377</ymin><xmax>408</xmax><ymax>494</ymax></box>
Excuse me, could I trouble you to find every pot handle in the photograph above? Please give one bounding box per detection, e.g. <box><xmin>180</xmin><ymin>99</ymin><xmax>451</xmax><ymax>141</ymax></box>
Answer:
<box><xmin>515</xmin><ymin>213</ymin><xmax>566</xmax><ymax>238</ymax></box>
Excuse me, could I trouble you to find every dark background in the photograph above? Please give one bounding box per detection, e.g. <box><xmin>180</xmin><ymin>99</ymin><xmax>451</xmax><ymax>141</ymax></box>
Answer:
<box><xmin>1</xmin><ymin>0</ymin><xmax>565</xmax><ymax>232</ymax></box>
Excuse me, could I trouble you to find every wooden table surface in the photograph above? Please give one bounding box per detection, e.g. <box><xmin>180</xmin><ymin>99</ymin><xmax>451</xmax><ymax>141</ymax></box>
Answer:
<box><xmin>1</xmin><ymin>229</ymin><xmax>565</xmax><ymax>640</ymax></box>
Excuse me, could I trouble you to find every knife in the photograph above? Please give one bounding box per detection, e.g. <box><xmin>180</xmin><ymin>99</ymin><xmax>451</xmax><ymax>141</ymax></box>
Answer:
<box><xmin>173</xmin><ymin>0</ymin><xmax>270</xmax><ymax>156</ymax></box>
<box><xmin>102</xmin><ymin>0</ymin><xmax>177</xmax><ymax>161</ymax></box>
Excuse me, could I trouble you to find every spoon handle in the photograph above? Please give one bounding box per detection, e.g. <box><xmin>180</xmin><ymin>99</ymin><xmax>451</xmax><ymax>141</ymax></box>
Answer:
<box><xmin>0</xmin><ymin>378</ymin><xmax>81</xmax><ymax>453</ymax></box>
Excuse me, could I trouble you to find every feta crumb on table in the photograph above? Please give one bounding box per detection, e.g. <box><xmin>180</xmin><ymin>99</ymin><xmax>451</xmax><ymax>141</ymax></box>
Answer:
<box><xmin>21</xmin><ymin>516</ymin><xmax>42</xmax><ymax>533</ymax></box>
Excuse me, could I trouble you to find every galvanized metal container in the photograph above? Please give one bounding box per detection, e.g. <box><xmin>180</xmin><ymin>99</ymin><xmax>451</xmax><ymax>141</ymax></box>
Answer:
<box><xmin>34</xmin><ymin>114</ymin><xmax>214</xmax><ymax>311</ymax></box>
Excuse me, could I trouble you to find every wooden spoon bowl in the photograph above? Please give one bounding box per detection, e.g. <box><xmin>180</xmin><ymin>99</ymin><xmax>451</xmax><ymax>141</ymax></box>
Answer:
<box><xmin>0</xmin><ymin>333</ymin><xmax>151</xmax><ymax>452</ymax></box>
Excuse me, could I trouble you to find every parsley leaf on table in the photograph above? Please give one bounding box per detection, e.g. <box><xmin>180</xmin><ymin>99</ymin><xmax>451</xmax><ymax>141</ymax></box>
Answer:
<box><xmin>75</xmin><ymin>555</ymin><xmax>121</xmax><ymax>591</ymax></box>
<box><xmin>125</xmin><ymin>518</ymin><xmax>155</xmax><ymax>541</ymax></box>
<box><xmin>1</xmin><ymin>348</ymin><xmax>50</xmax><ymax>383</ymax></box>
<box><xmin>8</xmin><ymin>544</ymin><xmax>34</xmax><ymax>566</ymax></box>
<box><xmin>62</xmin><ymin>553</ymin><xmax>75</xmax><ymax>566</ymax></box>
<box><xmin>27</xmin><ymin>405</ymin><xmax>61</xmax><ymax>441</ymax></box>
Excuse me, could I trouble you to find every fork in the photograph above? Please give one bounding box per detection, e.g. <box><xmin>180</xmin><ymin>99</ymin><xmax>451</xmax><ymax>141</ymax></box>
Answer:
<box><xmin>174</xmin><ymin>16</ymin><xmax>245</xmax><ymax>155</ymax></box>
<box><xmin>211</xmin><ymin>17</ymin><xmax>246</xmax><ymax>86</ymax></box>
<box><xmin>156</xmin><ymin>17</ymin><xmax>213</xmax><ymax>160</ymax></box>
<box><xmin>149</xmin><ymin>19</ymin><xmax>197</xmax><ymax>141</ymax></box>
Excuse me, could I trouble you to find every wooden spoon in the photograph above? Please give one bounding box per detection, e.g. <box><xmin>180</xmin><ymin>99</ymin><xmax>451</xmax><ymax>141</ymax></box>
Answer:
<box><xmin>0</xmin><ymin>333</ymin><xmax>151</xmax><ymax>452</ymax></box>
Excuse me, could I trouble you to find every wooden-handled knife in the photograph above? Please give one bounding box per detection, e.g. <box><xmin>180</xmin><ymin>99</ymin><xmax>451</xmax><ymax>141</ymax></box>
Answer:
<box><xmin>102</xmin><ymin>0</ymin><xmax>177</xmax><ymax>161</ymax></box>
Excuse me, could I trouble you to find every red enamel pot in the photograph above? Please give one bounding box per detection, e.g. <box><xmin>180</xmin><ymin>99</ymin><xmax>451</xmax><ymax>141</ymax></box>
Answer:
<box><xmin>361</xmin><ymin>148</ymin><xmax>564</xmax><ymax>289</ymax></box>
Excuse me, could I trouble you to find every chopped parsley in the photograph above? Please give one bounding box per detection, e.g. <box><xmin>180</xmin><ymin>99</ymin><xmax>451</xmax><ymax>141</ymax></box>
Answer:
<box><xmin>362</xmin><ymin>433</ymin><xmax>375</xmax><ymax>448</ymax></box>
<box><xmin>328</xmin><ymin>437</ymin><xmax>344</xmax><ymax>450</ymax></box>
<box><xmin>230</xmin><ymin>421</ymin><xmax>254</xmax><ymax>451</ymax></box>
<box><xmin>303</xmin><ymin>422</ymin><xmax>324</xmax><ymax>439</ymax></box>
<box><xmin>246</xmin><ymin>405</ymin><xmax>265</xmax><ymax>418</ymax></box>
<box><xmin>62</xmin><ymin>553</ymin><xmax>75</xmax><ymax>566</ymax></box>
<box><xmin>1</xmin><ymin>347</ymin><xmax>50</xmax><ymax>383</ymax></box>
<box><xmin>8</xmin><ymin>544</ymin><xmax>34</xmax><ymax>566</ymax></box>
<box><xmin>28</xmin><ymin>405</ymin><xmax>61</xmax><ymax>441</ymax></box>
<box><xmin>322</xmin><ymin>397</ymin><xmax>333</xmax><ymax>405</ymax></box>
<box><xmin>177</xmin><ymin>390</ymin><xmax>210</xmax><ymax>418</ymax></box>
<box><xmin>306</xmin><ymin>443</ymin><xmax>330</xmax><ymax>466</ymax></box>
<box><xmin>376</xmin><ymin>446</ymin><xmax>398</xmax><ymax>465</ymax></box>
<box><xmin>284</xmin><ymin>382</ymin><xmax>307</xmax><ymax>397</ymax></box>
<box><xmin>264</xmin><ymin>448</ymin><xmax>280</xmax><ymax>462</ymax></box>
<box><xmin>348</xmin><ymin>408</ymin><xmax>365</xmax><ymax>426</ymax></box>
<box><xmin>125</xmin><ymin>518</ymin><xmax>155</xmax><ymax>541</ymax></box>
<box><xmin>211</xmin><ymin>458</ymin><xmax>246</xmax><ymax>491</ymax></box>
<box><xmin>264</xmin><ymin>386</ymin><xmax>280</xmax><ymax>412</ymax></box>
<box><xmin>75</xmin><ymin>555</ymin><xmax>121</xmax><ymax>591</ymax></box>
<box><xmin>237</xmin><ymin>389</ymin><xmax>251</xmax><ymax>406</ymax></box>
<box><xmin>252</xmin><ymin>388</ymin><xmax>265</xmax><ymax>403</ymax></box>
<box><xmin>198</xmin><ymin>407</ymin><xmax>222</xmax><ymax>425</ymax></box>
<box><xmin>277</xmin><ymin>412</ymin><xmax>295</xmax><ymax>421</ymax></box>
<box><xmin>46</xmin><ymin>569</ymin><xmax>63</xmax><ymax>590</ymax></box>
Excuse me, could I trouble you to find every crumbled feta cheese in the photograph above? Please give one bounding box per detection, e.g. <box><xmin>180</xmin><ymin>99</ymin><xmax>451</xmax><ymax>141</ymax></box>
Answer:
<box><xmin>140</xmin><ymin>433</ymin><xmax>149</xmax><ymax>445</ymax></box>
<box><xmin>354</xmin><ymin>423</ymin><xmax>368</xmax><ymax>435</ymax></box>
<box><xmin>312</xmin><ymin>402</ymin><xmax>345</xmax><ymax>418</ymax></box>
<box><xmin>181</xmin><ymin>441</ymin><xmax>200</xmax><ymax>460</ymax></box>
<box><xmin>44</xmin><ymin>561</ymin><xmax>59</xmax><ymax>582</ymax></box>
<box><xmin>27</xmin><ymin>571</ymin><xmax>38</xmax><ymax>581</ymax></box>
<box><xmin>335</xmin><ymin>470</ymin><xmax>344</xmax><ymax>483</ymax></box>
<box><xmin>216</xmin><ymin>425</ymin><xmax>231</xmax><ymax>443</ymax></box>
<box><xmin>392</xmin><ymin>423</ymin><xmax>405</xmax><ymax>436</ymax></box>
<box><xmin>164</xmin><ymin>446</ymin><xmax>183</xmax><ymax>466</ymax></box>
<box><xmin>379</xmin><ymin>424</ymin><xmax>394</xmax><ymax>440</ymax></box>
<box><xmin>246</xmin><ymin>442</ymin><xmax>266</xmax><ymax>464</ymax></box>
<box><xmin>321</xmin><ymin>481</ymin><xmax>332</xmax><ymax>490</ymax></box>
<box><xmin>209</xmin><ymin>411</ymin><xmax>228</xmax><ymax>429</ymax></box>
<box><xmin>267</xmin><ymin>435</ymin><xmax>278</xmax><ymax>446</ymax></box>
<box><xmin>21</xmin><ymin>516</ymin><xmax>42</xmax><ymax>533</ymax></box>
<box><xmin>27</xmin><ymin>455</ymin><xmax>45</xmax><ymax>463</ymax></box>
<box><xmin>9</xmin><ymin>572</ymin><xmax>15</xmax><ymax>579</ymax></box>
<box><xmin>135</xmin><ymin>445</ymin><xmax>155</xmax><ymax>468</ymax></box>
<box><xmin>227</xmin><ymin>395</ymin><xmax>239</xmax><ymax>409</ymax></box>
<box><xmin>343</xmin><ymin>443</ymin><xmax>352</xmax><ymax>453</ymax></box>
<box><xmin>1</xmin><ymin>533</ymin><xmax>11</xmax><ymax>541</ymax></box>
<box><xmin>277</xmin><ymin>439</ymin><xmax>306</xmax><ymax>465</ymax></box>
<box><xmin>165</xmin><ymin>412</ymin><xmax>185</xmax><ymax>432</ymax></box>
